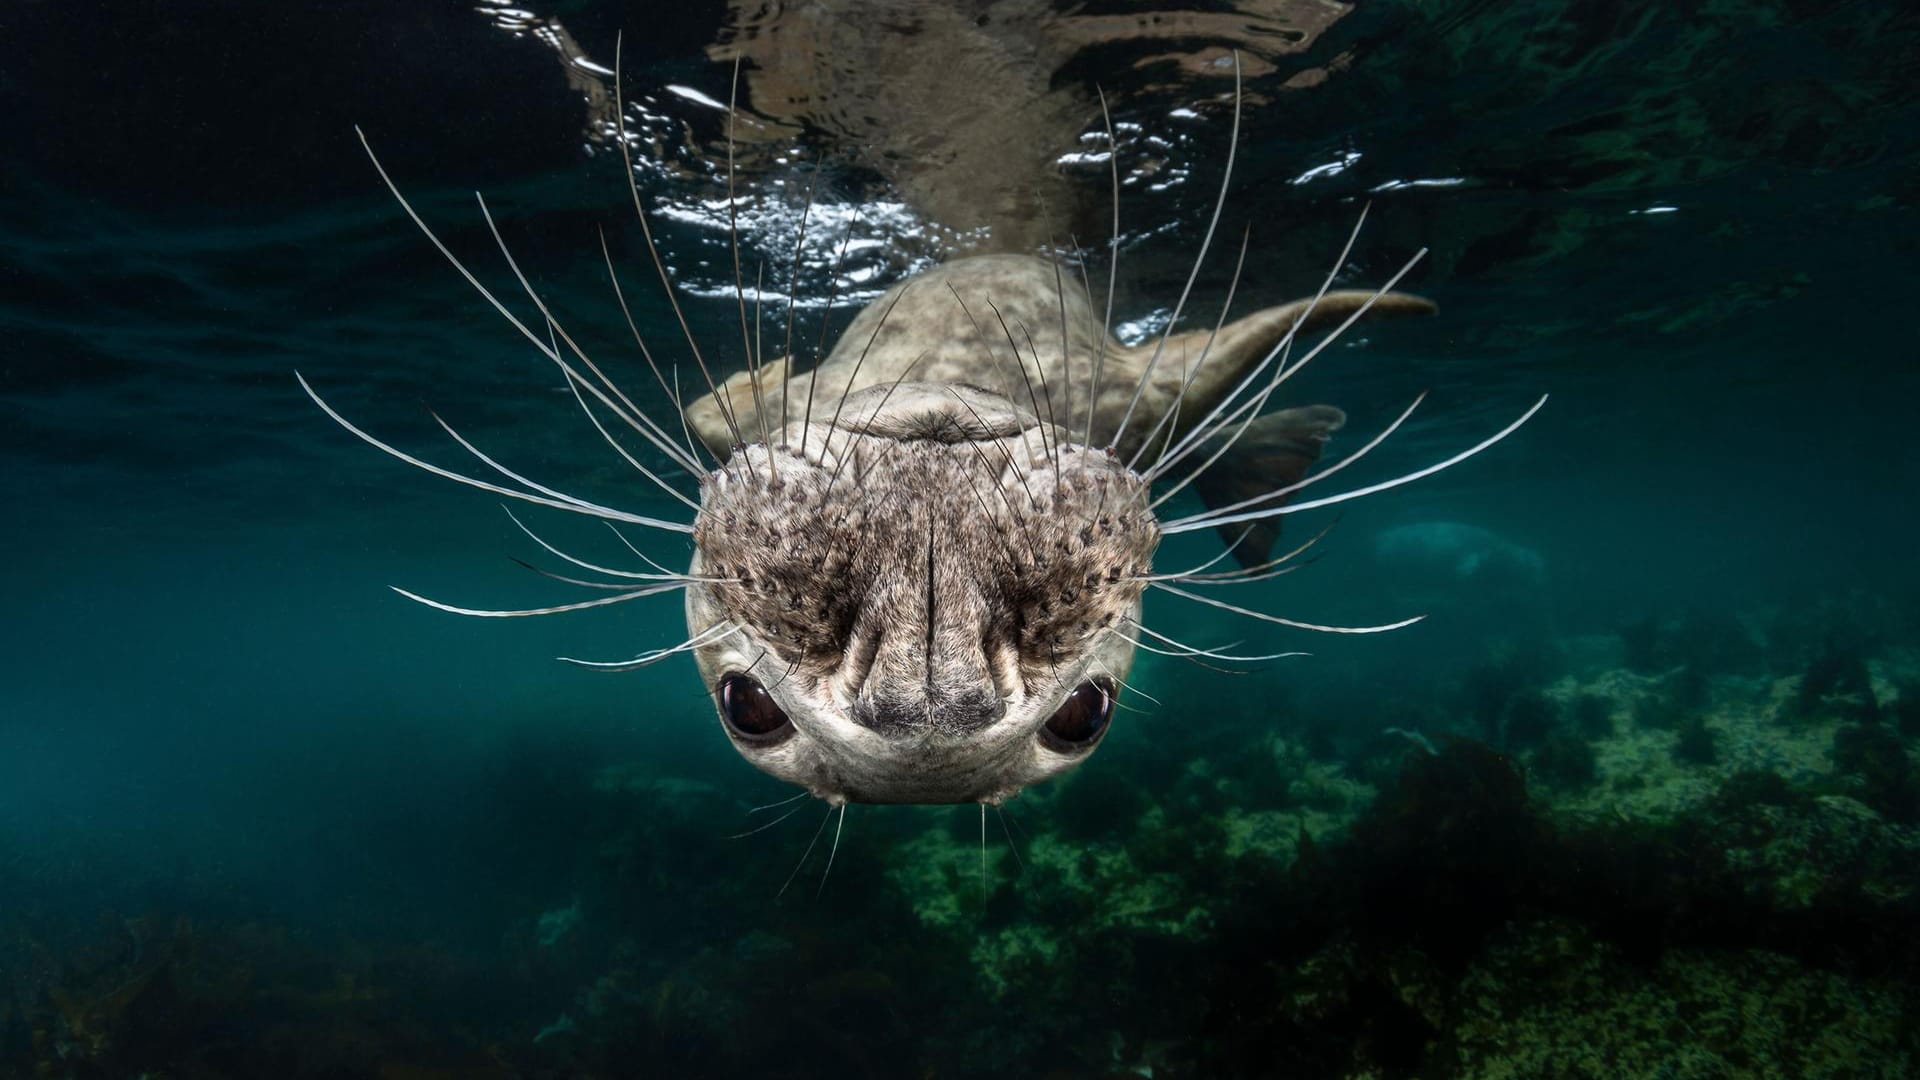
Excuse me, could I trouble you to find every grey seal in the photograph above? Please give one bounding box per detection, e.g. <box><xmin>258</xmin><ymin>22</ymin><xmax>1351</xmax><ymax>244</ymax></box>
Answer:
<box><xmin>301</xmin><ymin>60</ymin><xmax>1544</xmax><ymax>815</ymax></box>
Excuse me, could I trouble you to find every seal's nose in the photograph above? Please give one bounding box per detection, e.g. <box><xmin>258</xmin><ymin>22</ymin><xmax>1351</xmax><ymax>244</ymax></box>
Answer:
<box><xmin>860</xmin><ymin>680</ymin><xmax>1004</xmax><ymax>737</ymax></box>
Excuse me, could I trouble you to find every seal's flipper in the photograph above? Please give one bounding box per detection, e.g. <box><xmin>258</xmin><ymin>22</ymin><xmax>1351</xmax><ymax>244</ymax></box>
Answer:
<box><xmin>1189</xmin><ymin>405</ymin><xmax>1346</xmax><ymax>568</ymax></box>
<box><xmin>1107</xmin><ymin>289</ymin><xmax>1433</xmax><ymax>462</ymax></box>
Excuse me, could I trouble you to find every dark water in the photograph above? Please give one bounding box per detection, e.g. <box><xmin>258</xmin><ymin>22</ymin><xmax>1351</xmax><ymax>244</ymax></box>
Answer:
<box><xmin>4</xmin><ymin>2</ymin><xmax>1917</xmax><ymax>1076</ymax></box>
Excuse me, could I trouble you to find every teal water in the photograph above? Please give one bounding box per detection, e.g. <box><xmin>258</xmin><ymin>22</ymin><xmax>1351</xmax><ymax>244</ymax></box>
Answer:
<box><xmin>3</xmin><ymin>2</ymin><xmax>1917</xmax><ymax>1076</ymax></box>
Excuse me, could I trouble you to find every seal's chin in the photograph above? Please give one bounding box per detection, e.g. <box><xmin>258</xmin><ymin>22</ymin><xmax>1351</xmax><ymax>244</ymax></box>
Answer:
<box><xmin>701</xmin><ymin>671</ymin><xmax>1114</xmax><ymax>805</ymax></box>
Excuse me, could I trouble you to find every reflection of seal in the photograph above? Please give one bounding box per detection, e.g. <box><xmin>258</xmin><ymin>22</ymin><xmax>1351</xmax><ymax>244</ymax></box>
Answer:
<box><xmin>489</xmin><ymin>1</ymin><xmax>1363</xmax><ymax>253</ymax></box>
<box><xmin>303</xmin><ymin>57</ymin><xmax>1544</xmax><ymax>814</ymax></box>
<box><xmin>707</xmin><ymin>0</ymin><xmax>1359</xmax><ymax>252</ymax></box>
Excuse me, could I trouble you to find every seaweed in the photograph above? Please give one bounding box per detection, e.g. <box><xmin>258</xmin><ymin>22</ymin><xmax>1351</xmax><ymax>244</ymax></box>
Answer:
<box><xmin>1501</xmin><ymin>691</ymin><xmax>1558</xmax><ymax>750</ymax></box>
<box><xmin>1675</xmin><ymin>712</ymin><xmax>1719</xmax><ymax>765</ymax></box>
<box><xmin>1570</xmin><ymin>692</ymin><xmax>1616</xmax><ymax>739</ymax></box>
<box><xmin>1530</xmin><ymin>733</ymin><xmax>1598</xmax><ymax>789</ymax></box>
<box><xmin>1832</xmin><ymin>721</ymin><xmax>1917</xmax><ymax>823</ymax></box>
<box><xmin>1794</xmin><ymin>640</ymin><xmax>1880</xmax><ymax>724</ymax></box>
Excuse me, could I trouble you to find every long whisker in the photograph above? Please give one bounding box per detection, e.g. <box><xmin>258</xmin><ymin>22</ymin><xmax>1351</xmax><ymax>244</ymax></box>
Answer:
<box><xmin>468</xmin><ymin>193</ymin><xmax>707</xmax><ymax>485</ymax></box>
<box><xmin>1109</xmin><ymin>51</ymin><xmax>1241</xmax><ymax>453</ymax></box>
<box><xmin>603</xmin><ymin>522</ymin><xmax>691</xmax><ymax>579</ymax></box>
<box><xmin>560</xmin><ymin>369</ymin><xmax>703</xmax><ymax>511</ymax></box>
<box><xmin>1086</xmin><ymin>87</ymin><xmax>1120</xmax><ymax>447</ymax></box>
<box><xmin>1153</xmin><ymin>390</ymin><xmax>1427</xmax><ymax>517</ymax></box>
<box><xmin>819</xmin><ymin>284</ymin><xmax>915</xmax><ymax>463</ymax></box>
<box><xmin>1144</xmin><ymin>527</ymin><xmax>1255</xmax><ymax>581</ymax></box>
<box><xmin>613</xmin><ymin>33</ymin><xmax>747</xmax><ymax>453</ymax></box>
<box><xmin>558</xmin><ymin>621</ymin><xmax>740</xmax><ymax>670</ymax></box>
<box><xmin>723</xmin><ymin>58</ymin><xmax>776</xmax><ymax>469</ymax></box>
<box><xmin>993</xmin><ymin>806</ymin><xmax>1024</xmax><ymax>873</ymax></box>
<box><xmin>351</xmin><ymin>127</ymin><xmax>702</xmax><ymax>482</ymax></box>
<box><xmin>801</xmin><ymin>209</ymin><xmax>863</xmax><ymax>457</ymax></box>
<box><xmin>1151</xmin><ymin>203</ymin><xmax>1371</xmax><ymax>477</ymax></box>
<box><xmin>779</xmin><ymin>803</ymin><xmax>836</xmax><ymax>899</ymax></box>
<box><xmin>815</xmin><ymin>803</ymin><xmax>848</xmax><ymax>898</ymax></box>
<box><xmin>1155</xmin><ymin>245</ymin><xmax>1427</xmax><ymax>486</ymax></box>
<box><xmin>979</xmin><ymin>803</ymin><xmax>989</xmax><ymax>896</ymax></box>
<box><xmin>728</xmin><ymin>800</ymin><xmax>808</xmax><ymax>840</ymax></box>
<box><xmin>298</xmin><ymin>374</ymin><xmax>689</xmax><ymax>531</ymax></box>
<box><xmin>1152</xmin><ymin>582</ymin><xmax>1424</xmax><ymax>634</ymax></box>
<box><xmin>504</xmin><ymin>508</ymin><xmax>704</xmax><ymax>582</ymax></box>
<box><xmin>1181</xmin><ymin>518</ymin><xmax>1341</xmax><ymax>581</ymax></box>
<box><xmin>780</xmin><ymin>155</ymin><xmax>823</xmax><ymax>435</ymax></box>
<box><xmin>1124</xmin><ymin>619</ymin><xmax>1309</xmax><ymax>662</ymax></box>
<box><xmin>509</xmin><ymin>557</ymin><xmax>654</xmax><ymax>591</ymax></box>
<box><xmin>749</xmin><ymin>790</ymin><xmax>812</xmax><ymax>815</ymax></box>
<box><xmin>1162</xmin><ymin>394</ymin><xmax>1550</xmax><ymax>534</ymax></box>
<box><xmin>1090</xmin><ymin>659</ymin><xmax>1160</xmax><ymax>705</ymax></box>
<box><xmin>1130</xmin><ymin>223</ymin><xmax>1251</xmax><ymax>474</ymax></box>
<box><xmin>391</xmin><ymin>580</ymin><xmax>685</xmax><ymax>619</ymax></box>
<box><xmin>597</xmin><ymin>229</ymin><xmax>712</xmax><ymax>473</ymax></box>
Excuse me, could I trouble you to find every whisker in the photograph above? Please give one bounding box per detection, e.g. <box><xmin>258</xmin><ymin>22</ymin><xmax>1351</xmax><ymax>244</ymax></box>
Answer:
<box><xmin>1152</xmin><ymin>582</ymin><xmax>1424</xmax><ymax>634</ymax></box>
<box><xmin>602</xmin><ymin>522</ymin><xmax>691</xmax><ymax>579</ymax></box>
<box><xmin>815</xmin><ymin>803</ymin><xmax>848</xmax><ymax>898</ymax></box>
<box><xmin>1162</xmin><ymin>394</ymin><xmax>1549</xmax><ymax>533</ymax></box>
<box><xmin>945</xmin><ymin>283</ymin><xmax>1031</xmax><ymax>422</ymax></box>
<box><xmin>1152</xmin><ymin>246</ymin><xmax>1427</xmax><ymax>486</ymax></box>
<box><xmin>612</xmin><ymin>33</ymin><xmax>748</xmax><ymax>454</ymax></box>
<box><xmin>298</xmin><ymin>374</ymin><xmax>689</xmax><ymax>532</ymax></box>
<box><xmin>779</xmin><ymin>803</ymin><xmax>836</xmax><ymax>899</ymax></box>
<box><xmin>1090</xmin><ymin>659</ymin><xmax>1160</xmax><ymax>705</ymax></box>
<box><xmin>391</xmin><ymin>580</ymin><xmax>685</xmax><ymax>619</ymax></box>
<box><xmin>991</xmin><ymin>806</ymin><xmax>1024</xmax><ymax>873</ymax></box>
<box><xmin>469</xmin><ymin>191</ymin><xmax>706</xmax><ymax>479</ymax></box>
<box><xmin>1153</xmin><ymin>390</ymin><xmax>1427</xmax><ymax>517</ymax></box>
<box><xmin>728</xmin><ymin>800</ymin><xmax>808</xmax><ymax>840</ymax></box>
<box><xmin>351</xmin><ymin>127</ymin><xmax>702</xmax><ymax>479</ymax></box>
<box><xmin>1123</xmin><ymin>619</ymin><xmax>1309</xmax><ymax>662</ymax></box>
<box><xmin>597</xmin><ymin>229</ymin><xmax>712</xmax><ymax>473</ymax></box>
<box><xmin>558</xmin><ymin>371</ymin><xmax>703</xmax><ymax>511</ymax></box>
<box><xmin>504</xmin><ymin>508</ymin><xmax>703</xmax><ymax>582</ymax></box>
<box><xmin>1130</xmin><ymin>223</ymin><xmax>1251</xmax><ymax>474</ymax></box>
<box><xmin>508</xmin><ymin>557</ymin><xmax>650</xmax><ymax>591</ymax></box>
<box><xmin>1151</xmin><ymin>203</ymin><xmax>1372</xmax><ymax>478</ymax></box>
<box><xmin>749</xmin><ymin>789</ymin><xmax>811</xmax><ymax>815</ymax></box>
<box><xmin>801</xmin><ymin>209</ymin><xmax>864</xmax><ymax>458</ymax></box>
<box><xmin>819</xmin><ymin>284</ymin><xmax>916</xmax><ymax>463</ymax></box>
<box><xmin>558</xmin><ymin>621</ymin><xmax>740</xmax><ymax>670</ymax></box>
<box><xmin>723</xmin><ymin>58</ymin><xmax>776</xmax><ymax>469</ymax></box>
<box><xmin>826</xmin><ymin>349</ymin><xmax>931</xmax><ymax>490</ymax></box>
<box><xmin>979</xmin><ymin>803</ymin><xmax>989</xmax><ymax>896</ymax></box>
<box><xmin>781</xmin><ymin>155</ymin><xmax>824</xmax><ymax>436</ymax></box>
<box><xmin>1087</xmin><ymin>88</ymin><xmax>1120</xmax><ymax>448</ymax></box>
<box><xmin>1109</xmin><ymin>51</ymin><xmax>1241</xmax><ymax>453</ymax></box>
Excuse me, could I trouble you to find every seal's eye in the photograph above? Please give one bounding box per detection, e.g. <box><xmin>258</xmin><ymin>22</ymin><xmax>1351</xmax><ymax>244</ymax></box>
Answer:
<box><xmin>1040</xmin><ymin>678</ymin><xmax>1114</xmax><ymax>752</ymax></box>
<box><xmin>718</xmin><ymin>672</ymin><xmax>792</xmax><ymax>744</ymax></box>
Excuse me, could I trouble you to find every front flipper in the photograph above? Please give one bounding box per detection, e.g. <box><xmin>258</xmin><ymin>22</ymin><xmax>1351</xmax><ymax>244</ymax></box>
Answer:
<box><xmin>1188</xmin><ymin>404</ymin><xmax>1346</xmax><ymax>568</ymax></box>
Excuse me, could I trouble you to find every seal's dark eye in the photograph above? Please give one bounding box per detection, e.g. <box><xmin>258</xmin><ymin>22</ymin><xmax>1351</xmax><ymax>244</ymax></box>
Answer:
<box><xmin>718</xmin><ymin>672</ymin><xmax>792</xmax><ymax>744</ymax></box>
<box><xmin>1040</xmin><ymin>678</ymin><xmax>1114</xmax><ymax>752</ymax></box>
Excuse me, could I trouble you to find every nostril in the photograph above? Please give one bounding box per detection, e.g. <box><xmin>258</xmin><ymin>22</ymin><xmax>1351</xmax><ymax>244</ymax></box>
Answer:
<box><xmin>855</xmin><ymin>688</ymin><xmax>1004</xmax><ymax>737</ymax></box>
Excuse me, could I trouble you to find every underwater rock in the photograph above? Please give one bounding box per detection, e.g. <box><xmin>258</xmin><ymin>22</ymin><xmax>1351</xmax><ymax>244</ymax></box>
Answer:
<box><xmin>1369</xmin><ymin>520</ymin><xmax>1546</xmax><ymax>586</ymax></box>
<box><xmin>1450</xmin><ymin>918</ymin><xmax>1917</xmax><ymax>1078</ymax></box>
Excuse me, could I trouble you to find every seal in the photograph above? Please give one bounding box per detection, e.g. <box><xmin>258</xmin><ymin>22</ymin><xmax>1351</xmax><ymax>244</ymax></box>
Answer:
<box><xmin>300</xmin><ymin>57</ymin><xmax>1545</xmax><ymax>814</ymax></box>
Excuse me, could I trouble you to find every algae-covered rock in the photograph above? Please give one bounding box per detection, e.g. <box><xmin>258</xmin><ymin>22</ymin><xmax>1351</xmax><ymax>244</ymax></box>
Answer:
<box><xmin>1451</xmin><ymin>919</ymin><xmax>1918</xmax><ymax>1079</ymax></box>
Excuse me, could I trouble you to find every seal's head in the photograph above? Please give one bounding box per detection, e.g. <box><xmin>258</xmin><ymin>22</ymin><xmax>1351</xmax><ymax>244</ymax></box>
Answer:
<box><xmin>687</xmin><ymin>384</ymin><xmax>1156</xmax><ymax>805</ymax></box>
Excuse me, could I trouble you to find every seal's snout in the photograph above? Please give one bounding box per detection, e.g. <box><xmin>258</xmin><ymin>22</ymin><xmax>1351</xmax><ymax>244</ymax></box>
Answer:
<box><xmin>858</xmin><ymin>682</ymin><xmax>1005</xmax><ymax>738</ymax></box>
